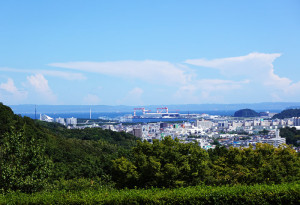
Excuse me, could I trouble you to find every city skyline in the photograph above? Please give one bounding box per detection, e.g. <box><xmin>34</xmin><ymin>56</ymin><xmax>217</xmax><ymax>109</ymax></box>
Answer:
<box><xmin>1</xmin><ymin>0</ymin><xmax>300</xmax><ymax>105</ymax></box>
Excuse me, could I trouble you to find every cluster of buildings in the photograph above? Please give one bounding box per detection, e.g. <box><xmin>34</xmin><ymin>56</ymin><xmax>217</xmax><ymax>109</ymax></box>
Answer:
<box><xmin>40</xmin><ymin>114</ymin><xmax>77</xmax><ymax>127</ymax></box>
<box><xmin>101</xmin><ymin>119</ymin><xmax>289</xmax><ymax>149</ymax></box>
<box><xmin>39</xmin><ymin>112</ymin><xmax>300</xmax><ymax>151</ymax></box>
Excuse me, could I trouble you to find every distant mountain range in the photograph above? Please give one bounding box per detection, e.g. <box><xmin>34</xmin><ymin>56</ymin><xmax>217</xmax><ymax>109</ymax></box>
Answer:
<box><xmin>8</xmin><ymin>102</ymin><xmax>300</xmax><ymax>114</ymax></box>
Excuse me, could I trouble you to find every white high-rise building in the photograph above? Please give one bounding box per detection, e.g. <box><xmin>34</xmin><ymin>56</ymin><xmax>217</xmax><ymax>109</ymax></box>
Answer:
<box><xmin>55</xmin><ymin>117</ymin><xmax>66</xmax><ymax>126</ymax></box>
<box><xmin>196</xmin><ymin>120</ymin><xmax>213</xmax><ymax>129</ymax></box>
<box><xmin>66</xmin><ymin>117</ymin><xmax>77</xmax><ymax>126</ymax></box>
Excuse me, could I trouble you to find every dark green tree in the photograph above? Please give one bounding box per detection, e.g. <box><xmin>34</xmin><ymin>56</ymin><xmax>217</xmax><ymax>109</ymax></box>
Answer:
<box><xmin>112</xmin><ymin>136</ymin><xmax>210</xmax><ymax>188</ymax></box>
<box><xmin>280</xmin><ymin>127</ymin><xmax>300</xmax><ymax>146</ymax></box>
<box><xmin>208</xmin><ymin>143</ymin><xmax>300</xmax><ymax>185</ymax></box>
<box><xmin>0</xmin><ymin>126</ymin><xmax>53</xmax><ymax>193</ymax></box>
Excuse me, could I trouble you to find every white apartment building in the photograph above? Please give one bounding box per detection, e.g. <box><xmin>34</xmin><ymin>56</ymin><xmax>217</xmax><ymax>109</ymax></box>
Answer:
<box><xmin>66</xmin><ymin>117</ymin><xmax>77</xmax><ymax>126</ymax></box>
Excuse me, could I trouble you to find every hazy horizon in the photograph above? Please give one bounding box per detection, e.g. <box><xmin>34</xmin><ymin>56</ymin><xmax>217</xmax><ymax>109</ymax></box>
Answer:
<box><xmin>6</xmin><ymin>101</ymin><xmax>300</xmax><ymax>106</ymax></box>
<box><xmin>8</xmin><ymin>102</ymin><xmax>300</xmax><ymax>115</ymax></box>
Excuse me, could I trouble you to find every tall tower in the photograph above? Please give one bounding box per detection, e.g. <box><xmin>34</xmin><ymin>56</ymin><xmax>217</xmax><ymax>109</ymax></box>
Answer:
<box><xmin>35</xmin><ymin>105</ymin><xmax>37</xmax><ymax>120</ymax></box>
<box><xmin>90</xmin><ymin>107</ymin><xmax>92</xmax><ymax>120</ymax></box>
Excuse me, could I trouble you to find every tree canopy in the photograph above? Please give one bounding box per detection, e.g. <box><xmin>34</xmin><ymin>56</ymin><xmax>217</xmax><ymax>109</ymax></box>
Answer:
<box><xmin>112</xmin><ymin>137</ymin><xmax>300</xmax><ymax>188</ymax></box>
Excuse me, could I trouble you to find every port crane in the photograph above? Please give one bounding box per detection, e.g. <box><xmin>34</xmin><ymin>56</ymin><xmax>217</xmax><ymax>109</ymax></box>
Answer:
<box><xmin>156</xmin><ymin>107</ymin><xmax>168</xmax><ymax>113</ymax></box>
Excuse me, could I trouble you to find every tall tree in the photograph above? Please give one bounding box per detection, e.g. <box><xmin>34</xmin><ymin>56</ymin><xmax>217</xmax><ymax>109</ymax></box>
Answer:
<box><xmin>0</xmin><ymin>126</ymin><xmax>53</xmax><ymax>193</ymax></box>
<box><xmin>112</xmin><ymin>137</ymin><xmax>210</xmax><ymax>188</ymax></box>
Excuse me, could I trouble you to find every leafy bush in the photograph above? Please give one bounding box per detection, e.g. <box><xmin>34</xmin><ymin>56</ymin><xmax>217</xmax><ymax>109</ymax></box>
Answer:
<box><xmin>0</xmin><ymin>182</ymin><xmax>299</xmax><ymax>204</ymax></box>
<box><xmin>113</xmin><ymin>138</ymin><xmax>300</xmax><ymax>188</ymax></box>
<box><xmin>208</xmin><ymin>143</ymin><xmax>300</xmax><ymax>185</ymax></box>
<box><xmin>48</xmin><ymin>177</ymin><xmax>115</xmax><ymax>192</ymax></box>
<box><xmin>112</xmin><ymin>136</ymin><xmax>210</xmax><ymax>188</ymax></box>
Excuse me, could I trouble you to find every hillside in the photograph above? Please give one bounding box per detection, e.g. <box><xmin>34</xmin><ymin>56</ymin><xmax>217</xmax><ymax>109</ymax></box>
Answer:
<box><xmin>272</xmin><ymin>108</ymin><xmax>300</xmax><ymax>119</ymax></box>
<box><xmin>0</xmin><ymin>102</ymin><xmax>138</xmax><ymax>191</ymax></box>
<box><xmin>233</xmin><ymin>108</ymin><xmax>259</xmax><ymax>117</ymax></box>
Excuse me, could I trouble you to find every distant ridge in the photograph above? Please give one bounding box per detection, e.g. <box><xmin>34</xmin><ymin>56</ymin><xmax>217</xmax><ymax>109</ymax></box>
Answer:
<box><xmin>272</xmin><ymin>109</ymin><xmax>300</xmax><ymax>119</ymax></box>
<box><xmin>8</xmin><ymin>102</ymin><xmax>300</xmax><ymax>114</ymax></box>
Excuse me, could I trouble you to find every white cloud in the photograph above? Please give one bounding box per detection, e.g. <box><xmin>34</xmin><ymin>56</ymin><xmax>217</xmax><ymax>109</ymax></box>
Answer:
<box><xmin>49</xmin><ymin>59</ymin><xmax>256</xmax><ymax>104</ymax></box>
<box><xmin>0</xmin><ymin>78</ymin><xmax>19</xmax><ymax>94</ymax></box>
<box><xmin>118</xmin><ymin>87</ymin><xmax>144</xmax><ymax>105</ymax></box>
<box><xmin>83</xmin><ymin>94</ymin><xmax>101</xmax><ymax>105</ymax></box>
<box><xmin>175</xmin><ymin>79</ymin><xmax>249</xmax><ymax>103</ymax></box>
<box><xmin>27</xmin><ymin>74</ymin><xmax>57</xmax><ymax>103</ymax></box>
<box><xmin>41</xmin><ymin>70</ymin><xmax>86</xmax><ymax>80</ymax></box>
<box><xmin>1</xmin><ymin>52</ymin><xmax>295</xmax><ymax>105</ymax></box>
<box><xmin>48</xmin><ymin>60</ymin><xmax>190</xmax><ymax>85</ymax></box>
<box><xmin>185</xmin><ymin>53</ymin><xmax>281</xmax><ymax>78</ymax></box>
<box><xmin>0</xmin><ymin>78</ymin><xmax>28</xmax><ymax>103</ymax></box>
<box><xmin>129</xmin><ymin>87</ymin><xmax>144</xmax><ymax>96</ymax></box>
<box><xmin>0</xmin><ymin>67</ymin><xmax>86</xmax><ymax>80</ymax></box>
<box><xmin>185</xmin><ymin>52</ymin><xmax>300</xmax><ymax>101</ymax></box>
<box><xmin>195</xmin><ymin>79</ymin><xmax>249</xmax><ymax>91</ymax></box>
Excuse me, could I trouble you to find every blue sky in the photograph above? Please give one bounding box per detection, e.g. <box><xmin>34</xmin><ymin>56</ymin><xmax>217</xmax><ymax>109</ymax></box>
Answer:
<box><xmin>0</xmin><ymin>0</ymin><xmax>299</xmax><ymax>105</ymax></box>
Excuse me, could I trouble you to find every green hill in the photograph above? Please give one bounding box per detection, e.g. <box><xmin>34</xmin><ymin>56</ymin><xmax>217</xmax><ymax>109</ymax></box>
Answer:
<box><xmin>233</xmin><ymin>108</ymin><xmax>259</xmax><ymax>117</ymax></box>
<box><xmin>272</xmin><ymin>108</ymin><xmax>300</xmax><ymax>119</ymax></box>
<box><xmin>0</xmin><ymin>103</ymin><xmax>138</xmax><ymax>192</ymax></box>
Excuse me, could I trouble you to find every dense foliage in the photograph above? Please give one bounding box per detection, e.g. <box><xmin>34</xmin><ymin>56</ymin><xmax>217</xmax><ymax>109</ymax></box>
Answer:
<box><xmin>38</xmin><ymin>122</ymin><xmax>138</xmax><ymax>180</ymax></box>
<box><xmin>0</xmin><ymin>103</ymin><xmax>137</xmax><ymax>192</ymax></box>
<box><xmin>280</xmin><ymin>127</ymin><xmax>300</xmax><ymax>146</ymax></box>
<box><xmin>112</xmin><ymin>137</ymin><xmax>210</xmax><ymax>188</ymax></box>
<box><xmin>0</xmin><ymin>127</ymin><xmax>53</xmax><ymax>193</ymax></box>
<box><xmin>272</xmin><ymin>108</ymin><xmax>300</xmax><ymax>119</ymax></box>
<box><xmin>112</xmin><ymin>137</ymin><xmax>300</xmax><ymax>188</ymax></box>
<box><xmin>0</xmin><ymin>103</ymin><xmax>53</xmax><ymax>192</ymax></box>
<box><xmin>208</xmin><ymin>144</ymin><xmax>300</xmax><ymax>185</ymax></box>
<box><xmin>1</xmin><ymin>182</ymin><xmax>299</xmax><ymax>204</ymax></box>
<box><xmin>233</xmin><ymin>109</ymin><xmax>259</xmax><ymax>117</ymax></box>
<box><xmin>0</xmin><ymin>103</ymin><xmax>18</xmax><ymax>136</ymax></box>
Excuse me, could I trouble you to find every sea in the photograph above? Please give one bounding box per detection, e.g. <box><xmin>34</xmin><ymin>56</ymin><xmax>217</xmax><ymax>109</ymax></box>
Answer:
<box><xmin>18</xmin><ymin>109</ymin><xmax>281</xmax><ymax>123</ymax></box>
<box><xmin>18</xmin><ymin>110</ymin><xmax>236</xmax><ymax>123</ymax></box>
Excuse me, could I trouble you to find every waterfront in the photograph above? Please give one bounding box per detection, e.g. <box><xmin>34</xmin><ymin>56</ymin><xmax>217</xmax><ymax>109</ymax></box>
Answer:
<box><xmin>18</xmin><ymin>110</ymin><xmax>282</xmax><ymax>121</ymax></box>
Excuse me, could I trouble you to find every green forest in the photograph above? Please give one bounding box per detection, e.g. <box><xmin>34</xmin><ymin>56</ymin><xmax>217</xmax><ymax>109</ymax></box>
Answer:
<box><xmin>272</xmin><ymin>108</ymin><xmax>300</xmax><ymax>119</ymax></box>
<box><xmin>0</xmin><ymin>103</ymin><xmax>299</xmax><ymax>204</ymax></box>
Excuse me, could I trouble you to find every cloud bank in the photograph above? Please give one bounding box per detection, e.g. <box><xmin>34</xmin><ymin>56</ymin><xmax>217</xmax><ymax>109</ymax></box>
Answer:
<box><xmin>185</xmin><ymin>52</ymin><xmax>300</xmax><ymax>101</ymax></box>
<box><xmin>1</xmin><ymin>52</ymin><xmax>298</xmax><ymax>105</ymax></box>
<box><xmin>49</xmin><ymin>60</ymin><xmax>191</xmax><ymax>85</ymax></box>
<box><xmin>0</xmin><ymin>67</ymin><xmax>86</xmax><ymax>81</ymax></box>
